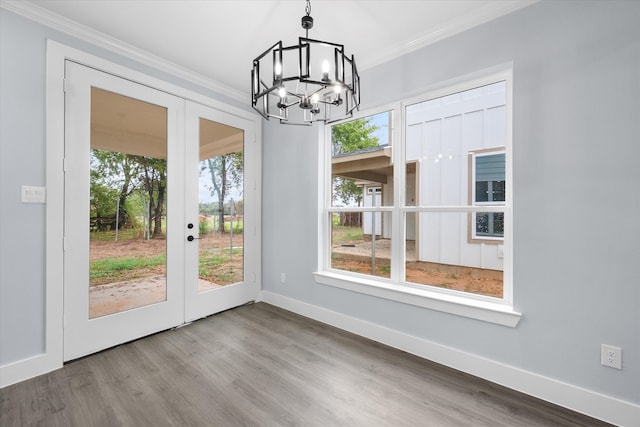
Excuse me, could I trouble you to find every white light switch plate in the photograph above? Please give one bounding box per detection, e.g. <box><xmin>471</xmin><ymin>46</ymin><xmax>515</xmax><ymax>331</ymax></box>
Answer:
<box><xmin>21</xmin><ymin>185</ymin><xmax>46</xmax><ymax>203</ymax></box>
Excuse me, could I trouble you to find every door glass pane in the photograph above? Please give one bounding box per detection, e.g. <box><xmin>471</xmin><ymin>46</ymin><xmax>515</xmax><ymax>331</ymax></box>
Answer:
<box><xmin>89</xmin><ymin>88</ymin><xmax>168</xmax><ymax>318</ymax></box>
<box><xmin>198</xmin><ymin>118</ymin><xmax>244</xmax><ymax>291</ymax></box>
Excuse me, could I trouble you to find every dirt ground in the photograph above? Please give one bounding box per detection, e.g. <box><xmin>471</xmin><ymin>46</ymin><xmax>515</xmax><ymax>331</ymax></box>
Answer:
<box><xmin>330</xmin><ymin>227</ymin><xmax>502</xmax><ymax>298</ymax></box>
<box><xmin>90</xmin><ymin>238</ymin><xmax>166</xmax><ymax>261</ymax></box>
<box><xmin>90</xmin><ymin>238</ymin><xmax>502</xmax><ymax>298</ymax></box>
<box><xmin>90</xmin><ymin>233</ymin><xmax>239</xmax><ymax>261</ymax></box>
<box><xmin>88</xmin><ymin>232</ymin><xmax>501</xmax><ymax>318</ymax></box>
<box><xmin>90</xmin><ymin>233</ymin><xmax>242</xmax><ymax>284</ymax></box>
<box><xmin>331</xmin><ymin>256</ymin><xmax>502</xmax><ymax>298</ymax></box>
<box><xmin>89</xmin><ymin>233</ymin><xmax>241</xmax><ymax>318</ymax></box>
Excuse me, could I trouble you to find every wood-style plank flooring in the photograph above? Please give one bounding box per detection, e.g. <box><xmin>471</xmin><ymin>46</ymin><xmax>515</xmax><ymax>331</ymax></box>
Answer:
<box><xmin>0</xmin><ymin>303</ymin><xmax>610</xmax><ymax>426</ymax></box>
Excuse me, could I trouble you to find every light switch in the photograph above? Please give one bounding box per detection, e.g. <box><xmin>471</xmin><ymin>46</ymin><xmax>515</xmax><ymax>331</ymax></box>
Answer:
<box><xmin>21</xmin><ymin>185</ymin><xmax>46</xmax><ymax>203</ymax></box>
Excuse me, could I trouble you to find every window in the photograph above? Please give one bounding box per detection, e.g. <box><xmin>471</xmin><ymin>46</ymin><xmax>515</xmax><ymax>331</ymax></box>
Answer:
<box><xmin>470</xmin><ymin>150</ymin><xmax>505</xmax><ymax>241</ymax></box>
<box><xmin>317</xmin><ymin>69</ymin><xmax>517</xmax><ymax>326</ymax></box>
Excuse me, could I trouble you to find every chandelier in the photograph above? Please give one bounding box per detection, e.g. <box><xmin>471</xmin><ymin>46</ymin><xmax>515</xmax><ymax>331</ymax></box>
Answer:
<box><xmin>251</xmin><ymin>0</ymin><xmax>360</xmax><ymax>125</ymax></box>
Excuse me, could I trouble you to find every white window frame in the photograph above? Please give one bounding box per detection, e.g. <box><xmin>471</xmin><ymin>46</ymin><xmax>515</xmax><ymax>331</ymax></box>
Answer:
<box><xmin>470</xmin><ymin>148</ymin><xmax>506</xmax><ymax>243</ymax></box>
<box><xmin>315</xmin><ymin>66</ymin><xmax>520</xmax><ymax>327</ymax></box>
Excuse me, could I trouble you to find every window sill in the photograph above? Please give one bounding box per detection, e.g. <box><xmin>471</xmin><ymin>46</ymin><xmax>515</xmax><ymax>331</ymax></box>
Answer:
<box><xmin>313</xmin><ymin>271</ymin><xmax>521</xmax><ymax>327</ymax></box>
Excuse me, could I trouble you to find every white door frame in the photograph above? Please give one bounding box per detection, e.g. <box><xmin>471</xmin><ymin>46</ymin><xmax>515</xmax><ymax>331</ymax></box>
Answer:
<box><xmin>5</xmin><ymin>40</ymin><xmax>262</xmax><ymax>385</ymax></box>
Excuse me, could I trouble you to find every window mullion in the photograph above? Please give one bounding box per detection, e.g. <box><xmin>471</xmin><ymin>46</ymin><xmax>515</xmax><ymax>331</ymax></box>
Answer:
<box><xmin>392</xmin><ymin>104</ymin><xmax>404</xmax><ymax>283</ymax></box>
<box><xmin>319</xmin><ymin>124</ymin><xmax>331</xmax><ymax>272</ymax></box>
<box><xmin>404</xmin><ymin>205</ymin><xmax>507</xmax><ymax>213</ymax></box>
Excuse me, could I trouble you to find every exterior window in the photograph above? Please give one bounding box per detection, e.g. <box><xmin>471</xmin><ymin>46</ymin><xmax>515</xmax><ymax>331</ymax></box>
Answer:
<box><xmin>321</xmin><ymin>72</ymin><xmax>512</xmax><ymax>308</ymax></box>
<box><xmin>471</xmin><ymin>151</ymin><xmax>505</xmax><ymax>240</ymax></box>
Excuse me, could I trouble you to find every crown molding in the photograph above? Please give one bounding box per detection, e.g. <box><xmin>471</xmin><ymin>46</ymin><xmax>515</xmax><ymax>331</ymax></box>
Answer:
<box><xmin>0</xmin><ymin>0</ymin><xmax>246</xmax><ymax>102</ymax></box>
<box><xmin>359</xmin><ymin>0</ymin><xmax>538</xmax><ymax>71</ymax></box>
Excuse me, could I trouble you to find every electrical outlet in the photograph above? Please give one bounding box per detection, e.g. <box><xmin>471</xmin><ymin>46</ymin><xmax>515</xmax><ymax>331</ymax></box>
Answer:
<box><xmin>601</xmin><ymin>344</ymin><xmax>622</xmax><ymax>370</ymax></box>
<box><xmin>280</xmin><ymin>272</ymin><xmax>286</xmax><ymax>284</ymax></box>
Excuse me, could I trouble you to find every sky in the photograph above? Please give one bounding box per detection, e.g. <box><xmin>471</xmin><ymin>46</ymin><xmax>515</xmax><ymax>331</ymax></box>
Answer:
<box><xmin>369</xmin><ymin>111</ymin><xmax>391</xmax><ymax>145</ymax></box>
<box><xmin>198</xmin><ymin>165</ymin><xmax>243</xmax><ymax>205</ymax></box>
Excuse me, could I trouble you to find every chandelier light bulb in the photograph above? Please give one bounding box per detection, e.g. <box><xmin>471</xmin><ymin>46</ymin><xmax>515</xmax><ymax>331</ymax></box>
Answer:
<box><xmin>333</xmin><ymin>85</ymin><xmax>343</xmax><ymax>105</ymax></box>
<box><xmin>322</xmin><ymin>59</ymin><xmax>330</xmax><ymax>82</ymax></box>
<box><xmin>274</xmin><ymin>62</ymin><xmax>282</xmax><ymax>76</ymax></box>
<box><xmin>311</xmin><ymin>93</ymin><xmax>320</xmax><ymax>114</ymax></box>
<box><xmin>277</xmin><ymin>86</ymin><xmax>288</xmax><ymax>109</ymax></box>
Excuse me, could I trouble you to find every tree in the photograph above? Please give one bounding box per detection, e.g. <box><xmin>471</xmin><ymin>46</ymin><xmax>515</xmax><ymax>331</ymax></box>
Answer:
<box><xmin>135</xmin><ymin>156</ymin><xmax>167</xmax><ymax>238</ymax></box>
<box><xmin>90</xmin><ymin>149</ymin><xmax>139</xmax><ymax>229</ymax></box>
<box><xmin>331</xmin><ymin>117</ymin><xmax>379</xmax><ymax>156</ymax></box>
<box><xmin>331</xmin><ymin>118</ymin><xmax>379</xmax><ymax>206</ymax></box>
<box><xmin>89</xmin><ymin>169</ymin><xmax>118</xmax><ymax>230</ymax></box>
<box><xmin>203</xmin><ymin>151</ymin><xmax>243</xmax><ymax>233</ymax></box>
<box><xmin>333</xmin><ymin>178</ymin><xmax>364</xmax><ymax>206</ymax></box>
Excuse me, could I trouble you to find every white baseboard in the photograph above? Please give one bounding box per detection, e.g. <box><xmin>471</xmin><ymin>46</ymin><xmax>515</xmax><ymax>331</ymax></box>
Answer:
<box><xmin>0</xmin><ymin>353</ymin><xmax>61</xmax><ymax>388</ymax></box>
<box><xmin>259</xmin><ymin>291</ymin><xmax>640</xmax><ymax>427</ymax></box>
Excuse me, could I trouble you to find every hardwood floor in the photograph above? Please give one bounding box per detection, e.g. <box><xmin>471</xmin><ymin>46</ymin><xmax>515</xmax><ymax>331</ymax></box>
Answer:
<box><xmin>1</xmin><ymin>302</ymin><xmax>610</xmax><ymax>426</ymax></box>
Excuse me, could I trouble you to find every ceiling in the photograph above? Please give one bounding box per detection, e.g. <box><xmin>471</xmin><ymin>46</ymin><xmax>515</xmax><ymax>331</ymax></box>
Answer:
<box><xmin>91</xmin><ymin>86</ymin><xmax>243</xmax><ymax>160</ymax></box>
<box><xmin>18</xmin><ymin>0</ymin><xmax>536</xmax><ymax>102</ymax></box>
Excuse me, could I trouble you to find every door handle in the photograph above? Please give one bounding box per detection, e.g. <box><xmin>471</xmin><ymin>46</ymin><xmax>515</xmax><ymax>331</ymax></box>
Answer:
<box><xmin>187</xmin><ymin>235</ymin><xmax>200</xmax><ymax>242</ymax></box>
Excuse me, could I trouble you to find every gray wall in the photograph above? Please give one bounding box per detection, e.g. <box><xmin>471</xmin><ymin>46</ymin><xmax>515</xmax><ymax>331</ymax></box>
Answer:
<box><xmin>262</xmin><ymin>0</ymin><xmax>640</xmax><ymax>404</ymax></box>
<box><xmin>0</xmin><ymin>8</ymin><xmax>248</xmax><ymax>365</ymax></box>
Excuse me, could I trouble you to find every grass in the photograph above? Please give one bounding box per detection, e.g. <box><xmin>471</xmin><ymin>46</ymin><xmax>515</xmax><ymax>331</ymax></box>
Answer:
<box><xmin>225</xmin><ymin>221</ymin><xmax>243</xmax><ymax>234</ymax></box>
<box><xmin>379</xmin><ymin>264</ymin><xmax>391</xmax><ymax>274</ymax></box>
<box><xmin>332</xmin><ymin>225</ymin><xmax>364</xmax><ymax>246</ymax></box>
<box><xmin>89</xmin><ymin>231</ymin><xmax>245</xmax><ymax>287</ymax></box>
<box><xmin>199</xmin><ymin>248</ymin><xmax>243</xmax><ymax>284</ymax></box>
<box><xmin>90</xmin><ymin>254</ymin><xmax>166</xmax><ymax>285</ymax></box>
<box><xmin>199</xmin><ymin>219</ymin><xmax>244</xmax><ymax>235</ymax></box>
<box><xmin>90</xmin><ymin>228</ymin><xmax>144</xmax><ymax>241</ymax></box>
<box><xmin>198</xmin><ymin>252</ymin><xmax>228</xmax><ymax>273</ymax></box>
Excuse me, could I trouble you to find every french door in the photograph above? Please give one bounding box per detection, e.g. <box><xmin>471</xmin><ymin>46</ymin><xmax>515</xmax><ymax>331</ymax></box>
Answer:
<box><xmin>184</xmin><ymin>102</ymin><xmax>257</xmax><ymax>322</ymax></box>
<box><xmin>63</xmin><ymin>61</ymin><xmax>257</xmax><ymax>360</ymax></box>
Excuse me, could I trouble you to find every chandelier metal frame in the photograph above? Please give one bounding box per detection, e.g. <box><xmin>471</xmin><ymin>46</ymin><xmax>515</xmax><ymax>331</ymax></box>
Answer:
<box><xmin>251</xmin><ymin>0</ymin><xmax>360</xmax><ymax>125</ymax></box>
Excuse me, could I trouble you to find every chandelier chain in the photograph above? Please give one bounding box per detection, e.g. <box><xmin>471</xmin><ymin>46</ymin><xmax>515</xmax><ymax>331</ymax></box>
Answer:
<box><xmin>305</xmin><ymin>0</ymin><xmax>311</xmax><ymax>17</ymax></box>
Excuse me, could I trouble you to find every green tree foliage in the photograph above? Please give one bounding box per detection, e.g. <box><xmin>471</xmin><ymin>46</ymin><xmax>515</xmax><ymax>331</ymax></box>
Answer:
<box><xmin>90</xmin><ymin>169</ymin><xmax>118</xmax><ymax>230</ymax></box>
<box><xmin>90</xmin><ymin>149</ymin><xmax>166</xmax><ymax>237</ymax></box>
<box><xmin>90</xmin><ymin>149</ymin><xmax>139</xmax><ymax>230</ymax></box>
<box><xmin>331</xmin><ymin>117</ymin><xmax>379</xmax><ymax>156</ymax></box>
<box><xmin>331</xmin><ymin>118</ymin><xmax>379</xmax><ymax>206</ymax></box>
